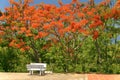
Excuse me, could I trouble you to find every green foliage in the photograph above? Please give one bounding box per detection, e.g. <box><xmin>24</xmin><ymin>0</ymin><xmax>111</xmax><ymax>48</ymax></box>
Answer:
<box><xmin>0</xmin><ymin>47</ymin><xmax>29</xmax><ymax>72</ymax></box>
<box><xmin>0</xmin><ymin>32</ymin><xmax>120</xmax><ymax>73</ymax></box>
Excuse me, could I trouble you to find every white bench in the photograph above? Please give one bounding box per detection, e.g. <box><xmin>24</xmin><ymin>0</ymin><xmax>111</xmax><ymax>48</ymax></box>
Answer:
<box><xmin>26</xmin><ymin>63</ymin><xmax>47</xmax><ymax>75</ymax></box>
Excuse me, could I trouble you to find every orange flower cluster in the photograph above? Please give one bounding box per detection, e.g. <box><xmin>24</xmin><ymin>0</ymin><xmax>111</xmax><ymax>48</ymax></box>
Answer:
<box><xmin>0</xmin><ymin>0</ymin><xmax>119</xmax><ymax>51</ymax></box>
<box><xmin>58</xmin><ymin>0</ymin><xmax>64</xmax><ymax>6</ymax></box>
<box><xmin>34</xmin><ymin>32</ymin><xmax>48</xmax><ymax>40</ymax></box>
<box><xmin>110</xmin><ymin>0</ymin><xmax>120</xmax><ymax>19</ymax></box>
<box><xmin>93</xmin><ymin>30</ymin><xmax>99</xmax><ymax>40</ymax></box>
<box><xmin>9</xmin><ymin>39</ymin><xmax>30</xmax><ymax>52</ymax></box>
<box><xmin>101</xmin><ymin>0</ymin><xmax>120</xmax><ymax>20</ymax></box>
<box><xmin>0</xmin><ymin>31</ymin><xmax>5</xmax><ymax>35</ymax></box>
<box><xmin>115</xmin><ymin>0</ymin><xmax>120</xmax><ymax>9</ymax></box>
<box><xmin>9</xmin><ymin>40</ymin><xmax>16</xmax><ymax>47</ymax></box>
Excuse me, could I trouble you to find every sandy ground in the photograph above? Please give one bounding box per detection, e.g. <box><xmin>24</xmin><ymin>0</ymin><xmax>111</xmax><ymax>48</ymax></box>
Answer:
<box><xmin>0</xmin><ymin>72</ymin><xmax>87</xmax><ymax>80</ymax></box>
<box><xmin>1</xmin><ymin>72</ymin><xmax>120</xmax><ymax>80</ymax></box>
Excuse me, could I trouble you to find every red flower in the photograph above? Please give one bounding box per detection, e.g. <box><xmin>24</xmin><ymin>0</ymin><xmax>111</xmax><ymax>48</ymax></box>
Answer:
<box><xmin>93</xmin><ymin>31</ymin><xmax>99</xmax><ymax>40</ymax></box>
<box><xmin>31</xmin><ymin>23</ymin><xmax>39</xmax><ymax>28</ymax></box>
<box><xmin>71</xmin><ymin>0</ymin><xmax>78</xmax><ymax>3</ymax></box>
<box><xmin>58</xmin><ymin>0</ymin><xmax>63</xmax><ymax>6</ymax></box>
<box><xmin>78</xmin><ymin>12</ymin><xmax>85</xmax><ymax>18</ymax></box>
<box><xmin>43</xmin><ymin>24</ymin><xmax>51</xmax><ymax>30</ymax></box>
<box><xmin>79</xmin><ymin>29</ymin><xmax>90</xmax><ymax>36</ymax></box>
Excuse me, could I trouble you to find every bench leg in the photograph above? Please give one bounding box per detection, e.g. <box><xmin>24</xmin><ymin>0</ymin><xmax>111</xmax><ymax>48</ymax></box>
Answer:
<box><xmin>29</xmin><ymin>71</ymin><xmax>30</xmax><ymax>74</ymax></box>
<box><xmin>39</xmin><ymin>71</ymin><xmax>42</xmax><ymax>75</ymax></box>
<box><xmin>41</xmin><ymin>71</ymin><xmax>45</xmax><ymax>75</ymax></box>
<box><xmin>31</xmin><ymin>70</ymin><xmax>33</xmax><ymax>75</ymax></box>
<box><xmin>29</xmin><ymin>70</ymin><xmax>33</xmax><ymax>75</ymax></box>
<box><xmin>42</xmin><ymin>71</ymin><xmax>45</xmax><ymax>75</ymax></box>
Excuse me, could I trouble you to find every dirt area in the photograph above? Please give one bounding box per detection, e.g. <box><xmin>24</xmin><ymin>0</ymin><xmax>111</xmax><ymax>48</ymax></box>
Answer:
<box><xmin>88</xmin><ymin>74</ymin><xmax>120</xmax><ymax>80</ymax></box>
<box><xmin>0</xmin><ymin>72</ymin><xmax>120</xmax><ymax>80</ymax></box>
<box><xmin>0</xmin><ymin>72</ymin><xmax>87</xmax><ymax>80</ymax></box>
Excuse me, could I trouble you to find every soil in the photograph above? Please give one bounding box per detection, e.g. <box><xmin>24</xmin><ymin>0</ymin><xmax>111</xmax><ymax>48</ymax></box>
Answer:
<box><xmin>0</xmin><ymin>72</ymin><xmax>87</xmax><ymax>80</ymax></box>
<box><xmin>1</xmin><ymin>72</ymin><xmax>119</xmax><ymax>80</ymax></box>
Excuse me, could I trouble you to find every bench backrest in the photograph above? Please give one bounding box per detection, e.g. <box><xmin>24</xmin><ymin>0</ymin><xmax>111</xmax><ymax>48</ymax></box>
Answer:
<box><xmin>30</xmin><ymin>63</ymin><xmax>47</xmax><ymax>68</ymax></box>
<box><xmin>26</xmin><ymin>63</ymin><xmax>47</xmax><ymax>70</ymax></box>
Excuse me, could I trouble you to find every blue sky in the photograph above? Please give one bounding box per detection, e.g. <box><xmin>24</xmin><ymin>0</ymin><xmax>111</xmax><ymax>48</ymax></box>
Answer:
<box><xmin>0</xmin><ymin>0</ymin><xmax>102</xmax><ymax>11</ymax></box>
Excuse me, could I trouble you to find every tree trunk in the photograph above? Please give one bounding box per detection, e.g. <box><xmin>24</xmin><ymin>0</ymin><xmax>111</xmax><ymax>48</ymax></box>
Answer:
<box><xmin>30</xmin><ymin>40</ymin><xmax>40</xmax><ymax>63</ymax></box>
<box><xmin>95</xmin><ymin>40</ymin><xmax>101</xmax><ymax>64</ymax></box>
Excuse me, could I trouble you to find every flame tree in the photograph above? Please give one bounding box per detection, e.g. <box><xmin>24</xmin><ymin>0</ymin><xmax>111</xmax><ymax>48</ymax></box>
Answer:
<box><xmin>0</xmin><ymin>0</ymin><xmax>120</xmax><ymax>72</ymax></box>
